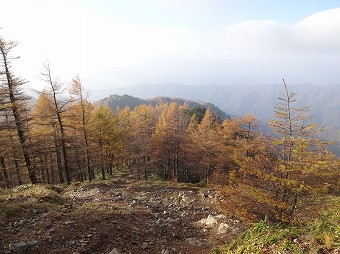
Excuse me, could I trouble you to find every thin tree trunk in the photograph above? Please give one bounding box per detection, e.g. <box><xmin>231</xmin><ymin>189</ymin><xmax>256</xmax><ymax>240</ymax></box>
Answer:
<box><xmin>44</xmin><ymin>153</ymin><xmax>50</xmax><ymax>184</ymax></box>
<box><xmin>81</xmin><ymin>101</ymin><xmax>92</xmax><ymax>181</ymax></box>
<box><xmin>49</xmin><ymin>153</ymin><xmax>55</xmax><ymax>184</ymax></box>
<box><xmin>0</xmin><ymin>157</ymin><xmax>10</xmax><ymax>188</ymax></box>
<box><xmin>40</xmin><ymin>156</ymin><xmax>45</xmax><ymax>183</ymax></box>
<box><xmin>14</xmin><ymin>157</ymin><xmax>22</xmax><ymax>185</ymax></box>
<box><xmin>9</xmin><ymin>133</ymin><xmax>22</xmax><ymax>185</ymax></box>
<box><xmin>75</xmin><ymin>146</ymin><xmax>84</xmax><ymax>182</ymax></box>
<box><xmin>45</xmin><ymin>63</ymin><xmax>70</xmax><ymax>184</ymax></box>
<box><xmin>54</xmin><ymin>137</ymin><xmax>64</xmax><ymax>184</ymax></box>
<box><xmin>109</xmin><ymin>153</ymin><xmax>114</xmax><ymax>175</ymax></box>
<box><xmin>0</xmin><ymin>45</ymin><xmax>36</xmax><ymax>184</ymax></box>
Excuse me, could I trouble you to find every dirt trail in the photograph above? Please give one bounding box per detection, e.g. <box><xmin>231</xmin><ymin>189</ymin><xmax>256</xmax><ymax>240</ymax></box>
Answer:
<box><xmin>0</xmin><ymin>173</ymin><xmax>244</xmax><ymax>254</ymax></box>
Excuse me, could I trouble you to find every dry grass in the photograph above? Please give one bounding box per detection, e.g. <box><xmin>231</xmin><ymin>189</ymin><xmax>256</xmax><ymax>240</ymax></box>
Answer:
<box><xmin>0</xmin><ymin>184</ymin><xmax>65</xmax><ymax>225</ymax></box>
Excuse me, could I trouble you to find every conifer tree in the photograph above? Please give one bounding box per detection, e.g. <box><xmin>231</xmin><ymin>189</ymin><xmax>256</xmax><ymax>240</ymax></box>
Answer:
<box><xmin>90</xmin><ymin>105</ymin><xmax>124</xmax><ymax>179</ymax></box>
<box><xmin>234</xmin><ymin>80</ymin><xmax>335</xmax><ymax>221</ymax></box>
<box><xmin>69</xmin><ymin>76</ymin><xmax>94</xmax><ymax>180</ymax></box>
<box><xmin>40</xmin><ymin>61</ymin><xmax>71</xmax><ymax>184</ymax></box>
<box><xmin>31</xmin><ymin>92</ymin><xmax>65</xmax><ymax>183</ymax></box>
<box><xmin>129</xmin><ymin>104</ymin><xmax>153</xmax><ymax>181</ymax></box>
<box><xmin>188</xmin><ymin>108</ymin><xmax>224</xmax><ymax>183</ymax></box>
<box><xmin>150</xmin><ymin>103</ymin><xmax>188</xmax><ymax>180</ymax></box>
<box><xmin>0</xmin><ymin>34</ymin><xmax>36</xmax><ymax>184</ymax></box>
<box><xmin>268</xmin><ymin>80</ymin><xmax>330</xmax><ymax>219</ymax></box>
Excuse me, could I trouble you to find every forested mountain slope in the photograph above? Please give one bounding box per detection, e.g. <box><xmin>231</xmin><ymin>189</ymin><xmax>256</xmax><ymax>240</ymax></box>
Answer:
<box><xmin>92</xmin><ymin>83</ymin><xmax>340</xmax><ymax>154</ymax></box>
<box><xmin>96</xmin><ymin>94</ymin><xmax>230</xmax><ymax>120</ymax></box>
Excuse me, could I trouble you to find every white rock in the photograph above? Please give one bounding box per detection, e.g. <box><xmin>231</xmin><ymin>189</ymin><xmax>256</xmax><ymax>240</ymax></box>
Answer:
<box><xmin>28</xmin><ymin>240</ymin><xmax>38</xmax><ymax>247</ymax></box>
<box><xmin>141</xmin><ymin>242</ymin><xmax>148</xmax><ymax>249</ymax></box>
<box><xmin>161</xmin><ymin>249</ymin><xmax>170</xmax><ymax>254</ymax></box>
<box><xmin>64</xmin><ymin>220</ymin><xmax>75</xmax><ymax>225</ymax></box>
<box><xmin>198</xmin><ymin>214</ymin><xmax>217</xmax><ymax>228</ymax></box>
<box><xmin>17</xmin><ymin>219</ymin><xmax>26</xmax><ymax>226</ymax></box>
<box><xmin>108</xmin><ymin>248</ymin><xmax>120</xmax><ymax>254</ymax></box>
<box><xmin>185</xmin><ymin>238</ymin><xmax>205</xmax><ymax>247</ymax></box>
<box><xmin>217</xmin><ymin>223</ymin><xmax>230</xmax><ymax>234</ymax></box>
<box><xmin>215</xmin><ymin>214</ymin><xmax>226</xmax><ymax>219</ymax></box>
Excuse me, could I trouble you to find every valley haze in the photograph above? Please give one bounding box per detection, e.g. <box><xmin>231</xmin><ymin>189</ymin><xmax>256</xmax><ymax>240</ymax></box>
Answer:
<box><xmin>90</xmin><ymin>82</ymin><xmax>338</xmax><ymax>123</ymax></box>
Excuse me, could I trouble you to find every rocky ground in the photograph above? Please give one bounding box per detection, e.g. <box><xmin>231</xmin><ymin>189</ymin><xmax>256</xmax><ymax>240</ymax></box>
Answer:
<box><xmin>0</xmin><ymin>173</ymin><xmax>245</xmax><ymax>254</ymax></box>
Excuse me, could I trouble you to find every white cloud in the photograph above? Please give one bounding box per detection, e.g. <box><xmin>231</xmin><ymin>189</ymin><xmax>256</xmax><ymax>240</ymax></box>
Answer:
<box><xmin>1</xmin><ymin>2</ymin><xmax>340</xmax><ymax>89</ymax></box>
<box><xmin>216</xmin><ymin>8</ymin><xmax>340</xmax><ymax>58</ymax></box>
<box><xmin>293</xmin><ymin>8</ymin><xmax>340</xmax><ymax>52</ymax></box>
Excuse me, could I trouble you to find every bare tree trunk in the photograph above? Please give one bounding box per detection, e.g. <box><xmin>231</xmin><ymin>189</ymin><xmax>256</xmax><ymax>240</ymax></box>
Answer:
<box><xmin>54</xmin><ymin>137</ymin><xmax>64</xmax><ymax>184</ymax></box>
<box><xmin>49</xmin><ymin>153</ymin><xmax>55</xmax><ymax>184</ymax></box>
<box><xmin>58</xmin><ymin>116</ymin><xmax>70</xmax><ymax>184</ymax></box>
<box><xmin>0</xmin><ymin>156</ymin><xmax>10</xmax><ymax>188</ymax></box>
<box><xmin>9</xmin><ymin>131</ymin><xmax>22</xmax><ymax>185</ymax></box>
<box><xmin>44</xmin><ymin>153</ymin><xmax>50</xmax><ymax>184</ymax></box>
<box><xmin>14</xmin><ymin>158</ymin><xmax>22</xmax><ymax>185</ymax></box>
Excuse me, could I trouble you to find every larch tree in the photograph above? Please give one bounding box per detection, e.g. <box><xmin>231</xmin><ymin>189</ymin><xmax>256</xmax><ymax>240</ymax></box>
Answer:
<box><xmin>31</xmin><ymin>92</ymin><xmax>65</xmax><ymax>183</ymax></box>
<box><xmin>129</xmin><ymin>104</ymin><xmax>153</xmax><ymax>181</ymax></box>
<box><xmin>40</xmin><ymin>61</ymin><xmax>71</xmax><ymax>184</ymax></box>
<box><xmin>69</xmin><ymin>76</ymin><xmax>94</xmax><ymax>180</ymax></box>
<box><xmin>90</xmin><ymin>105</ymin><xmax>123</xmax><ymax>179</ymax></box>
<box><xmin>0</xmin><ymin>34</ymin><xmax>36</xmax><ymax>184</ymax></box>
<box><xmin>268</xmin><ymin>80</ymin><xmax>332</xmax><ymax>220</ymax></box>
<box><xmin>114</xmin><ymin>106</ymin><xmax>131</xmax><ymax>169</ymax></box>
<box><xmin>187</xmin><ymin>108</ymin><xmax>224</xmax><ymax>183</ymax></box>
<box><xmin>221</xmin><ymin>115</ymin><xmax>258</xmax><ymax>178</ymax></box>
<box><xmin>234</xmin><ymin>80</ymin><xmax>336</xmax><ymax>222</ymax></box>
<box><xmin>150</xmin><ymin>102</ymin><xmax>189</xmax><ymax>181</ymax></box>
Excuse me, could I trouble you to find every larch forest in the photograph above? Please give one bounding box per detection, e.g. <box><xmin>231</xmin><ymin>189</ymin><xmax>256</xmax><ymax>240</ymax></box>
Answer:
<box><xmin>0</xmin><ymin>34</ymin><xmax>339</xmax><ymax>254</ymax></box>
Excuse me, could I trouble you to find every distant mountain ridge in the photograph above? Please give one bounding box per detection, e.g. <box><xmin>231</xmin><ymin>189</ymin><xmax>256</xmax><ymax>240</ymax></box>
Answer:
<box><xmin>92</xmin><ymin>83</ymin><xmax>340</xmax><ymax>126</ymax></box>
<box><xmin>97</xmin><ymin>94</ymin><xmax>230</xmax><ymax>120</ymax></box>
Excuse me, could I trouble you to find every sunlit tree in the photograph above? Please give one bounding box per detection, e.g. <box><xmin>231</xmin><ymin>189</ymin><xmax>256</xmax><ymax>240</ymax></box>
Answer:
<box><xmin>0</xmin><ymin>34</ymin><xmax>36</xmax><ymax>184</ymax></box>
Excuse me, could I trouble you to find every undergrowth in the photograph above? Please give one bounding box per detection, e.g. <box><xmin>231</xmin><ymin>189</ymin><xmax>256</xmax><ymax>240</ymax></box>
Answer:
<box><xmin>0</xmin><ymin>184</ymin><xmax>65</xmax><ymax>224</ymax></box>
<box><xmin>213</xmin><ymin>195</ymin><xmax>340</xmax><ymax>253</ymax></box>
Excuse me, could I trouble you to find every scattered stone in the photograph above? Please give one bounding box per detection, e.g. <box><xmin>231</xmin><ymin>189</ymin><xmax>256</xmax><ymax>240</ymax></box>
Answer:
<box><xmin>17</xmin><ymin>219</ymin><xmax>27</xmax><ymax>226</ymax></box>
<box><xmin>9</xmin><ymin>242</ymin><xmax>29</xmax><ymax>253</ymax></box>
<box><xmin>48</xmin><ymin>227</ymin><xmax>56</xmax><ymax>233</ymax></box>
<box><xmin>215</xmin><ymin>214</ymin><xmax>226</xmax><ymax>219</ymax></box>
<box><xmin>232</xmin><ymin>227</ymin><xmax>243</xmax><ymax>235</ymax></box>
<box><xmin>108</xmin><ymin>247</ymin><xmax>121</xmax><ymax>254</ymax></box>
<box><xmin>3</xmin><ymin>179</ymin><xmax>242</xmax><ymax>253</ymax></box>
<box><xmin>27</xmin><ymin>240</ymin><xmax>38</xmax><ymax>247</ymax></box>
<box><xmin>64</xmin><ymin>220</ymin><xmax>75</xmax><ymax>225</ymax></box>
<box><xmin>161</xmin><ymin>249</ymin><xmax>170</xmax><ymax>254</ymax></box>
<box><xmin>9</xmin><ymin>240</ymin><xmax>38</xmax><ymax>253</ymax></box>
<box><xmin>198</xmin><ymin>214</ymin><xmax>218</xmax><ymax>228</ymax></box>
<box><xmin>217</xmin><ymin>223</ymin><xmax>230</xmax><ymax>234</ymax></box>
<box><xmin>185</xmin><ymin>237</ymin><xmax>205</xmax><ymax>247</ymax></box>
<box><xmin>129</xmin><ymin>200</ymin><xmax>137</xmax><ymax>206</ymax></box>
<box><xmin>47</xmin><ymin>235</ymin><xmax>53</xmax><ymax>243</ymax></box>
<box><xmin>141</xmin><ymin>242</ymin><xmax>149</xmax><ymax>249</ymax></box>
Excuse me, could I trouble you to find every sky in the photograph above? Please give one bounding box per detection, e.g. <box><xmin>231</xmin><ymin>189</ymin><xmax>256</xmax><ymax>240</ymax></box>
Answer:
<box><xmin>1</xmin><ymin>0</ymin><xmax>340</xmax><ymax>92</ymax></box>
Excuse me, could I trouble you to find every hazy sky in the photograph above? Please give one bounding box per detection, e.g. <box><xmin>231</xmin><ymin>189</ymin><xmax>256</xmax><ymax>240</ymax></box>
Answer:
<box><xmin>1</xmin><ymin>0</ymin><xmax>340</xmax><ymax>91</ymax></box>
